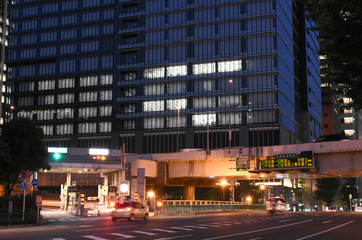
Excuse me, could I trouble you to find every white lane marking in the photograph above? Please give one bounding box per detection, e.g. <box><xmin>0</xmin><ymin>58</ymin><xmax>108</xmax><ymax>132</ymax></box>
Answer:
<box><xmin>233</xmin><ymin>222</ymin><xmax>243</xmax><ymax>225</ymax></box>
<box><xmin>82</xmin><ymin>236</ymin><xmax>109</xmax><ymax>240</ymax></box>
<box><xmin>279</xmin><ymin>219</ymin><xmax>293</xmax><ymax>223</ymax></box>
<box><xmin>199</xmin><ymin>224</ymin><xmax>221</xmax><ymax>228</ymax></box>
<box><xmin>48</xmin><ymin>220</ymin><xmax>56</xmax><ymax>222</ymax></box>
<box><xmin>295</xmin><ymin>220</ymin><xmax>354</xmax><ymax>240</ymax></box>
<box><xmin>133</xmin><ymin>230</ymin><xmax>158</xmax><ymax>236</ymax></box>
<box><xmin>170</xmin><ymin>227</ymin><xmax>194</xmax><ymax>231</ymax></box>
<box><xmin>213</xmin><ymin>223</ymin><xmax>231</xmax><ymax>226</ymax></box>
<box><xmin>109</xmin><ymin>233</ymin><xmax>135</xmax><ymax>238</ymax></box>
<box><xmin>184</xmin><ymin>225</ymin><xmax>208</xmax><ymax>229</ymax></box>
<box><xmin>80</xmin><ymin>225</ymin><xmax>94</xmax><ymax>228</ymax></box>
<box><xmin>203</xmin><ymin>219</ymin><xmax>313</xmax><ymax>240</ymax></box>
<box><xmin>77</xmin><ymin>225</ymin><xmax>135</xmax><ymax>232</ymax></box>
<box><xmin>52</xmin><ymin>239</ymin><xmax>67</xmax><ymax>240</ymax></box>
<box><xmin>248</xmin><ymin>238</ymin><xmax>262</xmax><ymax>240</ymax></box>
<box><xmin>153</xmin><ymin>229</ymin><xmax>177</xmax><ymax>233</ymax></box>
<box><xmin>154</xmin><ymin>234</ymin><xmax>193</xmax><ymax>240</ymax></box>
<box><xmin>323</xmin><ymin>220</ymin><xmax>333</xmax><ymax>224</ymax></box>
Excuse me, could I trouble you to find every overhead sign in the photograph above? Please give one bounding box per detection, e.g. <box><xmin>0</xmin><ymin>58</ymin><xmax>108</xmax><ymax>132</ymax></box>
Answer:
<box><xmin>19</xmin><ymin>180</ymin><xmax>28</xmax><ymax>190</ymax></box>
<box><xmin>20</xmin><ymin>171</ymin><xmax>27</xmax><ymax>179</ymax></box>
<box><xmin>260</xmin><ymin>151</ymin><xmax>313</xmax><ymax>171</ymax></box>
<box><xmin>36</xmin><ymin>196</ymin><xmax>42</xmax><ymax>206</ymax></box>
<box><xmin>236</xmin><ymin>156</ymin><xmax>249</xmax><ymax>170</ymax></box>
<box><xmin>31</xmin><ymin>179</ymin><xmax>39</xmax><ymax>187</ymax></box>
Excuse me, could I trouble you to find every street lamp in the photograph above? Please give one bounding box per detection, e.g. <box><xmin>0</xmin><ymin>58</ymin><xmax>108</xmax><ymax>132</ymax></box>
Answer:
<box><xmin>147</xmin><ymin>191</ymin><xmax>155</xmax><ymax>212</ymax></box>
<box><xmin>246</xmin><ymin>196</ymin><xmax>252</xmax><ymax>204</ymax></box>
<box><xmin>176</xmin><ymin>106</ymin><xmax>180</xmax><ymax>152</ymax></box>
<box><xmin>221</xmin><ymin>180</ymin><xmax>227</xmax><ymax>203</ymax></box>
<box><xmin>228</xmin><ymin>79</ymin><xmax>233</xmax><ymax>148</ymax></box>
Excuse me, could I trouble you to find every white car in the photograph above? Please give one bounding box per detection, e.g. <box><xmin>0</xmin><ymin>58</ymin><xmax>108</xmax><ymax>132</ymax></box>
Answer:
<box><xmin>266</xmin><ymin>197</ymin><xmax>287</xmax><ymax>213</ymax></box>
<box><xmin>111</xmin><ymin>201</ymin><xmax>149</xmax><ymax>221</ymax></box>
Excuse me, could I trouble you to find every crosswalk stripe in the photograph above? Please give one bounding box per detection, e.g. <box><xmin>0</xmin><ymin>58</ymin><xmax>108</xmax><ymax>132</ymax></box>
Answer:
<box><xmin>109</xmin><ymin>233</ymin><xmax>135</xmax><ymax>238</ymax></box>
<box><xmin>199</xmin><ymin>224</ymin><xmax>221</xmax><ymax>228</ymax></box>
<box><xmin>213</xmin><ymin>223</ymin><xmax>231</xmax><ymax>226</ymax></box>
<box><xmin>52</xmin><ymin>238</ymin><xmax>66</xmax><ymax>240</ymax></box>
<box><xmin>184</xmin><ymin>225</ymin><xmax>207</xmax><ymax>229</ymax></box>
<box><xmin>153</xmin><ymin>229</ymin><xmax>177</xmax><ymax>233</ymax></box>
<box><xmin>170</xmin><ymin>227</ymin><xmax>193</xmax><ymax>231</ymax></box>
<box><xmin>82</xmin><ymin>235</ymin><xmax>109</xmax><ymax>240</ymax></box>
<box><xmin>133</xmin><ymin>230</ymin><xmax>158</xmax><ymax>236</ymax></box>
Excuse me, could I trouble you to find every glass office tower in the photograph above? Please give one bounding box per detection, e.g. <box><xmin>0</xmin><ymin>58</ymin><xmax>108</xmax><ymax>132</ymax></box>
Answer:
<box><xmin>7</xmin><ymin>0</ymin><xmax>116</xmax><ymax>147</ymax></box>
<box><xmin>0</xmin><ymin>0</ymin><xmax>9</xmax><ymax>124</ymax></box>
<box><xmin>117</xmin><ymin>0</ymin><xmax>321</xmax><ymax>153</ymax></box>
<box><xmin>7</xmin><ymin>0</ymin><xmax>321</xmax><ymax>153</ymax></box>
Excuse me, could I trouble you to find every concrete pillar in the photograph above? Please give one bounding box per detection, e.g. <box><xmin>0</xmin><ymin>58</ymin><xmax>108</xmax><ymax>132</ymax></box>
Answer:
<box><xmin>66</xmin><ymin>173</ymin><xmax>71</xmax><ymax>186</ymax></box>
<box><xmin>183</xmin><ymin>186</ymin><xmax>195</xmax><ymax>201</ymax></box>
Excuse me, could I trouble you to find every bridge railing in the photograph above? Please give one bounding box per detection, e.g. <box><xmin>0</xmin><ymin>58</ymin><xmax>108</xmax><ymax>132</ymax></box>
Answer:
<box><xmin>161</xmin><ymin>200</ymin><xmax>265</xmax><ymax>214</ymax></box>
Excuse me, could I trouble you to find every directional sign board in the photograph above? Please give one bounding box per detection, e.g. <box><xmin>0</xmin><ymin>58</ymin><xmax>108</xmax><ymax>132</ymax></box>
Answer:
<box><xmin>236</xmin><ymin>156</ymin><xmax>249</xmax><ymax>170</ymax></box>
<box><xmin>20</xmin><ymin>171</ymin><xmax>27</xmax><ymax>179</ymax></box>
<box><xmin>19</xmin><ymin>180</ymin><xmax>28</xmax><ymax>190</ymax></box>
<box><xmin>31</xmin><ymin>179</ymin><xmax>39</xmax><ymax>187</ymax></box>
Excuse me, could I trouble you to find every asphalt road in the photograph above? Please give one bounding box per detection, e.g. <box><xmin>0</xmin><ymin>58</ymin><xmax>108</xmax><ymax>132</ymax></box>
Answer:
<box><xmin>0</xmin><ymin>211</ymin><xmax>361</xmax><ymax>240</ymax></box>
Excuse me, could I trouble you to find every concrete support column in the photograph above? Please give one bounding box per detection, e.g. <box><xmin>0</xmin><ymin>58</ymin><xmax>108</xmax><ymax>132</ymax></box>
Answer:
<box><xmin>183</xmin><ymin>186</ymin><xmax>195</xmax><ymax>201</ymax></box>
<box><xmin>66</xmin><ymin>173</ymin><xmax>71</xmax><ymax>186</ymax></box>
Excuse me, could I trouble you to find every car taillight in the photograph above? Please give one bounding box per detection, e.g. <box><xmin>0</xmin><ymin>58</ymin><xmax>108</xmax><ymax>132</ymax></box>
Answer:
<box><xmin>277</xmin><ymin>200</ymin><xmax>282</xmax><ymax>204</ymax></box>
<box><xmin>266</xmin><ymin>201</ymin><xmax>270</xmax><ymax>204</ymax></box>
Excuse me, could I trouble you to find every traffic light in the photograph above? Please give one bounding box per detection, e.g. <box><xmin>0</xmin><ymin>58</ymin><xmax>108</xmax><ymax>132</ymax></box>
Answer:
<box><xmin>80</xmin><ymin>193</ymin><xmax>85</xmax><ymax>208</ymax></box>
<box><xmin>52</xmin><ymin>152</ymin><xmax>62</xmax><ymax>161</ymax></box>
<box><xmin>134</xmin><ymin>192</ymin><xmax>138</xmax><ymax>202</ymax></box>
<box><xmin>92</xmin><ymin>155</ymin><xmax>107</xmax><ymax>161</ymax></box>
<box><xmin>48</xmin><ymin>147</ymin><xmax>67</xmax><ymax>161</ymax></box>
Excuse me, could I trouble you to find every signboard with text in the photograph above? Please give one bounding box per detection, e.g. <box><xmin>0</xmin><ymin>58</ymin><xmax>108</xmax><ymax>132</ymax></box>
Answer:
<box><xmin>260</xmin><ymin>151</ymin><xmax>313</xmax><ymax>171</ymax></box>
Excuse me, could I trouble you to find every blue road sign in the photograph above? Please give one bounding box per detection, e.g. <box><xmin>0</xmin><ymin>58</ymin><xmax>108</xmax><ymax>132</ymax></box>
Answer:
<box><xmin>19</xmin><ymin>180</ymin><xmax>28</xmax><ymax>190</ymax></box>
<box><xmin>20</xmin><ymin>171</ymin><xmax>27</xmax><ymax>179</ymax></box>
<box><xmin>31</xmin><ymin>179</ymin><xmax>39</xmax><ymax>187</ymax></box>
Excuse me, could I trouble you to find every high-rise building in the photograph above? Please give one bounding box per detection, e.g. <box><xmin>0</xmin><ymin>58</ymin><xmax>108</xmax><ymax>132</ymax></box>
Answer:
<box><xmin>7</xmin><ymin>0</ymin><xmax>321</xmax><ymax>154</ymax></box>
<box><xmin>0</xmin><ymin>0</ymin><xmax>9</xmax><ymax>124</ymax></box>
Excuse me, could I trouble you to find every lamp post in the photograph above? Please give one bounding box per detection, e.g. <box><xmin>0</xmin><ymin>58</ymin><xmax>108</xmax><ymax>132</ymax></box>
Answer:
<box><xmin>221</xmin><ymin>180</ymin><xmax>227</xmax><ymax>203</ymax></box>
<box><xmin>228</xmin><ymin>79</ymin><xmax>233</xmax><ymax>148</ymax></box>
<box><xmin>176</xmin><ymin>106</ymin><xmax>180</xmax><ymax>152</ymax></box>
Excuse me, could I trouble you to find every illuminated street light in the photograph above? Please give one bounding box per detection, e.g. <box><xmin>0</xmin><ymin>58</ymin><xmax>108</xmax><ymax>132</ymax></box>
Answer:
<box><xmin>176</xmin><ymin>106</ymin><xmax>180</xmax><ymax>152</ymax></box>
<box><xmin>147</xmin><ymin>191</ymin><xmax>155</xmax><ymax>198</ymax></box>
<box><xmin>246</xmin><ymin>196</ymin><xmax>252</xmax><ymax>204</ymax></box>
<box><xmin>260</xmin><ymin>184</ymin><xmax>265</xmax><ymax>190</ymax></box>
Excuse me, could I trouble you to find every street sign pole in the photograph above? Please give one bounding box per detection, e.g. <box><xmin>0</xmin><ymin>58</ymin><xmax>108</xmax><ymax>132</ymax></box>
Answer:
<box><xmin>22</xmin><ymin>189</ymin><xmax>25</xmax><ymax>221</ymax></box>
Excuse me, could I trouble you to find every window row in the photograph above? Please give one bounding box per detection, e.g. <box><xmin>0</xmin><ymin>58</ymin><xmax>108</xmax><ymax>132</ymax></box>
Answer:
<box><xmin>17</xmin><ymin>90</ymin><xmax>112</xmax><ymax>106</ymax></box>
<box><xmin>17</xmin><ymin>106</ymin><xmax>111</xmax><ymax>121</ymax></box>
<box><xmin>39</xmin><ymin>122</ymin><xmax>112</xmax><ymax>136</ymax></box>
<box><xmin>139</xmin><ymin>109</ymin><xmax>277</xmax><ymax>130</ymax></box>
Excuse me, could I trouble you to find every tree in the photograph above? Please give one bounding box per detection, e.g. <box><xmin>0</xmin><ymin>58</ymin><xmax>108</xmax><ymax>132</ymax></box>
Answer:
<box><xmin>0</xmin><ymin>118</ymin><xmax>51</xmax><ymax>208</ymax></box>
<box><xmin>314</xmin><ymin>178</ymin><xmax>340</xmax><ymax>207</ymax></box>
<box><xmin>340</xmin><ymin>177</ymin><xmax>358</xmax><ymax>209</ymax></box>
<box><xmin>301</xmin><ymin>0</ymin><xmax>362</xmax><ymax>110</ymax></box>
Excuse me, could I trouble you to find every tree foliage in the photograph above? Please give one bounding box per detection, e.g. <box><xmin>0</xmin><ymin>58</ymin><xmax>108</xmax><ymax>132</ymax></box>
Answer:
<box><xmin>314</xmin><ymin>178</ymin><xmax>340</xmax><ymax>206</ymax></box>
<box><xmin>340</xmin><ymin>177</ymin><xmax>358</xmax><ymax>208</ymax></box>
<box><xmin>301</xmin><ymin>0</ymin><xmax>362</xmax><ymax>109</ymax></box>
<box><xmin>0</xmin><ymin>118</ymin><xmax>51</xmax><ymax>208</ymax></box>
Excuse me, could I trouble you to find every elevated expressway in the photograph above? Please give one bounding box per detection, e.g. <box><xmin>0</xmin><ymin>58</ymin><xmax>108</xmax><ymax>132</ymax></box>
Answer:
<box><xmin>41</xmin><ymin>139</ymin><xmax>362</xmax><ymax>203</ymax></box>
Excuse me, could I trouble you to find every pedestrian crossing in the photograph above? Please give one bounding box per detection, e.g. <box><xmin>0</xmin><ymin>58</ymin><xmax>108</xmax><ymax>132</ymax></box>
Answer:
<box><xmin>50</xmin><ymin>215</ymin><xmax>291</xmax><ymax>239</ymax></box>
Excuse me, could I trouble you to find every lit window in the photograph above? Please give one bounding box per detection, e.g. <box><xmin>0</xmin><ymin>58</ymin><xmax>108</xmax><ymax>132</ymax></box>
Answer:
<box><xmin>166</xmin><ymin>65</ymin><xmax>187</xmax><ymax>77</ymax></box>
<box><xmin>344</xmin><ymin>117</ymin><xmax>354</xmax><ymax>124</ymax></box>
<box><xmin>344</xmin><ymin>109</ymin><xmax>353</xmax><ymax>114</ymax></box>
<box><xmin>343</xmin><ymin>98</ymin><xmax>352</xmax><ymax>104</ymax></box>
<box><xmin>344</xmin><ymin>129</ymin><xmax>355</xmax><ymax>136</ymax></box>
<box><xmin>166</xmin><ymin>99</ymin><xmax>187</xmax><ymax>110</ymax></box>
<box><xmin>193</xmin><ymin>63</ymin><xmax>216</xmax><ymax>75</ymax></box>
<box><xmin>192</xmin><ymin>113</ymin><xmax>216</xmax><ymax>127</ymax></box>
<box><xmin>144</xmin><ymin>67</ymin><xmax>165</xmax><ymax>79</ymax></box>
<box><xmin>218</xmin><ymin>60</ymin><xmax>242</xmax><ymax>72</ymax></box>
<box><xmin>143</xmin><ymin>100</ymin><xmax>164</xmax><ymax>112</ymax></box>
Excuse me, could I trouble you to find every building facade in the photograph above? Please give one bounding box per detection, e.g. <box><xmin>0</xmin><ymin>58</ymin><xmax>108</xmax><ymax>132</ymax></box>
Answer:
<box><xmin>0</xmin><ymin>0</ymin><xmax>9</xmax><ymax>124</ymax></box>
<box><xmin>7</xmin><ymin>0</ymin><xmax>321</xmax><ymax>154</ymax></box>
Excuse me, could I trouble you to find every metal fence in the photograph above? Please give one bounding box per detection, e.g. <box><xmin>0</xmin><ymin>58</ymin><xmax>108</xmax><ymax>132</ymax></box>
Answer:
<box><xmin>161</xmin><ymin>200</ymin><xmax>265</xmax><ymax>214</ymax></box>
